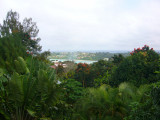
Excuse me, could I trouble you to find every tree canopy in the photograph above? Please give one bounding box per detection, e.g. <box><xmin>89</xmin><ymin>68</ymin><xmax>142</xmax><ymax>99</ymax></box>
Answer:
<box><xmin>0</xmin><ymin>10</ymin><xmax>41</xmax><ymax>52</ymax></box>
<box><xmin>111</xmin><ymin>45</ymin><xmax>160</xmax><ymax>87</ymax></box>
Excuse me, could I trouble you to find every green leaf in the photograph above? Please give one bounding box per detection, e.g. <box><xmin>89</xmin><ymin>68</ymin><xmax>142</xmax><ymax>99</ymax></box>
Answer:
<box><xmin>27</xmin><ymin>109</ymin><xmax>36</xmax><ymax>117</ymax></box>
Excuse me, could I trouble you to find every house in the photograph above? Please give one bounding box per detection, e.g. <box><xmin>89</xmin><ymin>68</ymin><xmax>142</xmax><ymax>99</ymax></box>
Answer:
<box><xmin>103</xmin><ymin>58</ymin><xmax>109</xmax><ymax>61</ymax></box>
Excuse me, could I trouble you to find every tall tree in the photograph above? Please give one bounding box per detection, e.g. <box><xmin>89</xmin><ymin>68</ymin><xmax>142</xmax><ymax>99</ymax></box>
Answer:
<box><xmin>0</xmin><ymin>10</ymin><xmax>22</xmax><ymax>36</ymax></box>
<box><xmin>75</xmin><ymin>63</ymin><xmax>90</xmax><ymax>87</ymax></box>
<box><xmin>0</xmin><ymin>10</ymin><xmax>42</xmax><ymax>52</ymax></box>
<box><xmin>111</xmin><ymin>45</ymin><xmax>160</xmax><ymax>87</ymax></box>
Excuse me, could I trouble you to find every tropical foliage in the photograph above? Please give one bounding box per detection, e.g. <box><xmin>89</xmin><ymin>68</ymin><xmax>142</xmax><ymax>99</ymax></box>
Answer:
<box><xmin>111</xmin><ymin>45</ymin><xmax>160</xmax><ymax>87</ymax></box>
<box><xmin>1</xmin><ymin>10</ymin><xmax>160</xmax><ymax>120</ymax></box>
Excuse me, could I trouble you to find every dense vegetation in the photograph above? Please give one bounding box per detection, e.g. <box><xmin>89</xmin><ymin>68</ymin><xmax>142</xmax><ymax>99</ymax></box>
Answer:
<box><xmin>0</xmin><ymin>10</ymin><xmax>160</xmax><ymax>120</ymax></box>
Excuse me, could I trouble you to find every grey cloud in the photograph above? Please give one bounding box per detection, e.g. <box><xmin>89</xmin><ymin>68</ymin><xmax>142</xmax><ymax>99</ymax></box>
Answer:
<box><xmin>1</xmin><ymin>0</ymin><xmax>160</xmax><ymax>51</ymax></box>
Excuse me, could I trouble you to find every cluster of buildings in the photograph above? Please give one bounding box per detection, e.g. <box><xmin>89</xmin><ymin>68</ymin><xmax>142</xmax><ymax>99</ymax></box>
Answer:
<box><xmin>50</xmin><ymin>59</ymin><xmax>67</xmax><ymax>69</ymax></box>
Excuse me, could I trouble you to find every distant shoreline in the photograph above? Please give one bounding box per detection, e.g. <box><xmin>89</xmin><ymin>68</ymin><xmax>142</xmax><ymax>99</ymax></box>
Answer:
<box><xmin>48</xmin><ymin>50</ymin><xmax>160</xmax><ymax>53</ymax></box>
<box><xmin>49</xmin><ymin>50</ymin><xmax>131</xmax><ymax>53</ymax></box>
<box><xmin>49</xmin><ymin>59</ymin><xmax>97</xmax><ymax>64</ymax></box>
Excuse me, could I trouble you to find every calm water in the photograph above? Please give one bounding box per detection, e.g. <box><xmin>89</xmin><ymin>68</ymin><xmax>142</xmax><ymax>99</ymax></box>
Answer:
<box><xmin>49</xmin><ymin>59</ymin><xmax>97</xmax><ymax>64</ymax></box>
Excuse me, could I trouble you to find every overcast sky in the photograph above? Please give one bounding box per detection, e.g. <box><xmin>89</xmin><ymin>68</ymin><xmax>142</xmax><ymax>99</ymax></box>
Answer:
<box><xmin>1</xmin><ymin>0</ymin><xmax>160</xmax><ymax>51</ymax></box>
